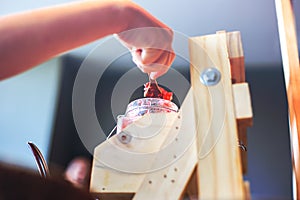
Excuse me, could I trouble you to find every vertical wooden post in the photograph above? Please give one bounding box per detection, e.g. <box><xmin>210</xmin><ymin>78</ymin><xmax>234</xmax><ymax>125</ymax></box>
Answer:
<box><xmin>275</xmin><ymin>0</ymin><xmax>300</xmax><ymax>198</ymax></box>
<box><xmin>226</xmin><ymin>31</ymin><xmax>253</xmax><ymax>174</ymax></box>
<box><xmin>189</xmin><ymin>31</ymin><xmax>245</xmax><ymax>199</ymax></box>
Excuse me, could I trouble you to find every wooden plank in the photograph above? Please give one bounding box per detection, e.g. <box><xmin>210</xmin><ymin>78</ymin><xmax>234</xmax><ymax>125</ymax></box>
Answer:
<box><xmin>275</xmin><ymin>0</ymin><xmax>300</xmax><ymax>198</ymax></box>
<box><xmin>90</xmin><ymin>112</ymin><xmax>178</xmax><ymax>196</ymax></box>
<box><xmin>189</xmin><ymin>31</ymin><xmax>245</xmax><ymax>199</ymax></box>
<box><xmin>225</xmin><ymin>31</ymin><xmax>252</xmax><ymax>174</ymax></box>
<box><xmin>232</xmin><ymin>83</ymin><xmax>253</xmax><ymax>174</ymax></box>
<box><xmin>243</xmin><ymin>181</ymin><xmax>251</xmax><ymax>200</ymax></box>
<box><xmin>133</xmin><ymin>90</ymin><xmax>198</xmax><ymax>200</ymax></box>
<box><xmin>226</xmin><ymin>31</ymin><xmax>245</xmax><ymax>84</ymax></box>
<box><xmin>90</xmin><ymin>160</ymin><xmax>143</xmax><ymax>197</ymax></box>
<box><xmin>133</xmin><ymin>140</ymin><xmax>197</xmax><ymax>200</ymax></box>
<box><xmin>91</xmin><ymin>91</ymin><xmax>198</xmax><ymax>200</ymax></box>
<box><xmin>232</xmin><ymin>83</ymin><xmax>253</xmax><ymax>127</ymax></box>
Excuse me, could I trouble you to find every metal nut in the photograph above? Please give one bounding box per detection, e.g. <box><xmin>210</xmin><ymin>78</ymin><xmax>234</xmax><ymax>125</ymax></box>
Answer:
<box><xmin>117</xmin><ymin>132</ymin><xmax>132</xmax><ymax>144</ymax></box>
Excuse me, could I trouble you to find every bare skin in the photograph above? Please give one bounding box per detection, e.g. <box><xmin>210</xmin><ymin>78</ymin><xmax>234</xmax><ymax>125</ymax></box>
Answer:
<box><xmin>64</xmin><ymin>157</ymin><xmax>91</xmax><ymax>190</ymax></box>
<box><xmin>0</xmin><ymin>0</ymin><xmax>175</xmax><ymax>80</ymax></box>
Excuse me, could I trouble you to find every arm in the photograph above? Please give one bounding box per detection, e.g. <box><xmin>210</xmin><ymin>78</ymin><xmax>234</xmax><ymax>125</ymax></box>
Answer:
<box><xmin>0</xmin><ymin>0</ymin><xmax>174</xmax><ymax>80</ymax></box>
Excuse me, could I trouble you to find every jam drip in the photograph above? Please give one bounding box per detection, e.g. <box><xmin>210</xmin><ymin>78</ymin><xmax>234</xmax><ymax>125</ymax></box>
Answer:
<box><xmin>144</xmin><ymin>82</ymin><xmax>173</xmax><ymax>101</ymax></box>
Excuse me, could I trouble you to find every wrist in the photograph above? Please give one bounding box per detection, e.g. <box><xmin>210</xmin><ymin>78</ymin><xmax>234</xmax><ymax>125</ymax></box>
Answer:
<box><xmin>110</xmin><ymin>0</ymin><xmax>135</xmax><ymax>33</ymax></box>
<box><xmin>117</xmin><ymin>1</ymin><xmax>153</xmax><ymax>31</ymax></box>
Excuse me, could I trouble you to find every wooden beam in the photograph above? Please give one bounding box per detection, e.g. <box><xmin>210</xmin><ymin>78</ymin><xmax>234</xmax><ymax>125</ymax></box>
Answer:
<box><xmin>133</xmin><ymin>140</ymin><xmax>197</xmax><ymax>200</ymax></box>
<box><xmin>90</xmin><ymin>91</ymin><xmax>199</xmax><ymax>200</ymax></box>
<box><xmin>189</xmin><ymin>31</ymin><xmax>245</xmax><ymax>199</ymax></box>
<box><xmin>133</xmin><ymin>90</ymin><xmax>198</xmax><ymax>200</ymax></box>
<box><xmin>232</xmin><ymin>83</ymin><xmax>253</xmax><ymax>127</ymax></box>
<box><xmin>275</xmin><ymin>0</ymin><xmax>300</xmax><ymax>198</ymax></box>
<box><xmin>232</xmin><ymin>83</ymin><xmax>253</xmax><ymax>173</ymax></box>
<box><xmin>90</xmin><ymin>112</ymin><xmax>179</xmax><ymax>197</ymax></box>
<box><xmin>226</xmin><ymin>31</ymin><xmax>245</xmax><ymax>84</ymax></box>
<box><xmin>225</xmin><ymin>31</ymin><xmax>252</xmax><ymax>174</ymax></box>
<box><xmin>243</xmin><ymin>181</ymin><xmax>251</xmax><ymax>200</ymax></box>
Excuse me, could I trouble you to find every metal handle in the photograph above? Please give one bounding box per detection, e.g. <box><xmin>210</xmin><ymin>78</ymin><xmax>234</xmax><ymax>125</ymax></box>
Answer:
<box><xmin>27</xmin><ymin>141</ymin><xmax>50</xmax><ymax>178</ymax></box>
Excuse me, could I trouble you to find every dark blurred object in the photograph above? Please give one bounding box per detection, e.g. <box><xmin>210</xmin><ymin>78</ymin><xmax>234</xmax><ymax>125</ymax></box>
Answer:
<box><xmin>0</xmin><ymin>163</ymin><xmax>94</xmax><ymax>200</ymax></box>
<box><xmin>64</xmin><ymin>157</ymin><xmax>91</xmax><ymax>190</ymax></box>
<box><xmin>49</xmin><ymin>56</ymin><xmax>92</xmax><ymax>170</ymax></box>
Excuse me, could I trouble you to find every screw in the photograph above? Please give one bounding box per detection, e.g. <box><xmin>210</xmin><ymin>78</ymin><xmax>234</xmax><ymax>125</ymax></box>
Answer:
<box><xmin>117</xmin><ymin>132</ymin><xmax>132</xmax><ymax>144</ymax></box>
<box><xmin>200</xmin><ymin>67</ymin><xmax>221</xmax><ymax>86</ymax></box>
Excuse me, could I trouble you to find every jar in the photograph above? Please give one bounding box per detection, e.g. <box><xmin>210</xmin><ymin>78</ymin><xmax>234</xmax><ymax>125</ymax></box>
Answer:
<box><xmin>116</xmin><ymin>98</ymin><xmax>178</xmax><ymax>143</ymax></box>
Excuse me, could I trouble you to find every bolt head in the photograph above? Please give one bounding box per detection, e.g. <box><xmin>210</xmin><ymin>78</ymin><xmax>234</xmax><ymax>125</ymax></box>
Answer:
<box><xmin>200</xmin><ymin>68</ymin><xmax>221</xmax><ymax>86</ymax></box>
<box><xmin>117</xmin><ymin>132</ymin><xmax>132</xmax><ymax>144</ymax></box>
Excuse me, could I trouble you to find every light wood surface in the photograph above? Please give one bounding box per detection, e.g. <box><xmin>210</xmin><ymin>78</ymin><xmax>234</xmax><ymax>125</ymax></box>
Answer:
<box><xmin>91</xmin><ymin>90</ymin><xmax>199</xmax><ymax>200</ymax></box>
<box><xmin>275</xmin><ymin>0</ymin><xmax>300</xmax><ymax>198</ymax></box>
<box><xmin>189</xmin><ymin>31</ymin><xmax>245</xmax><ymax>199</ymax></box>
<box><xmin>90</xmin><ymin>112</ymin><xmax>178</xmax><ymax>195</ymax></box>
<box><xmin>226</xmin><ymin>31</ymin><xmax>252</xmax><ymax>174</ymax></box>
<box><xmin>232</xmin><ymin>83</ymin><xmax>253</xmax><ymax>126</ymax></box>
<box><xmin>133</xmin><ymin>90</ymin><xmax>198</xmax><ymax>200</ymax></box>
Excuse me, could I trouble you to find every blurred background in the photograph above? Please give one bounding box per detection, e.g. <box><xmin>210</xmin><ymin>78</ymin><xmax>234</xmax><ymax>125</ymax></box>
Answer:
<box><xmin>1</xmin><ymin>0</ymin><xmax>300</xmax><ymax>199</ymax></box>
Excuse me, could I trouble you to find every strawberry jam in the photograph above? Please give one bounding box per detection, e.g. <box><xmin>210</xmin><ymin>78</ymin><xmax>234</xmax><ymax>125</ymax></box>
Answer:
<box><xmin>144</xmin><ymin>82</ymin><xmax>173</xmax><ymax>101</ymax></box>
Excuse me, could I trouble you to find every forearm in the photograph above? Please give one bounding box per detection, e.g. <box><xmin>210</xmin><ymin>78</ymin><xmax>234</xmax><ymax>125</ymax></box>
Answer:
<box><xmin>0</xmin><ymin>0</ymin><xmax>165</xmax><ymax>80</ymax></box>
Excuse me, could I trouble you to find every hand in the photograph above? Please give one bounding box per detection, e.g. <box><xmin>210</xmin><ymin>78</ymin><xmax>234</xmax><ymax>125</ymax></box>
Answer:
<box><xmin>0</xmin><ymin>0</ymin><xmax>175</xmax><ymax>80</ymax></box>
<box><xmin>116</xmin><ymin>26</ymin><xmax>175</xmax><ymax>79</ymax></box>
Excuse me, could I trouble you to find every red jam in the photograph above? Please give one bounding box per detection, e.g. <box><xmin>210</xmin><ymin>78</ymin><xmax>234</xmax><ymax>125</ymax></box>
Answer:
<box><xmin>144</xmin><ymin>82</ymin><xmax>173</xmax><ymax>101</ymax></box>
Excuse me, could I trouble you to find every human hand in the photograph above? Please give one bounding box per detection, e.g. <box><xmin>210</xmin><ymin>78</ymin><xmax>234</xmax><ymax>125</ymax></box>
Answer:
<box><xmin>116</xmin><ymin>27</ymin><xmax>175</xmax><ymax>79</ymax></box>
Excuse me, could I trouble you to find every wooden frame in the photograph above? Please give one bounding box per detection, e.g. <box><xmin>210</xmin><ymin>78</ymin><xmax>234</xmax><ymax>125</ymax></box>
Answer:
<box><xmin>89</xmin><ymin>31</ymin><xmax>253</xmax><ymax>199</ymax></box>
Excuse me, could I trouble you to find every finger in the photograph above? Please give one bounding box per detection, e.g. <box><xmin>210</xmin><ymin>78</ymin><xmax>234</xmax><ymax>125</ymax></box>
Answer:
<box><xmin>141</xmin><ymin>63</ymin><xmax>169</xmax><ymax>75</ymax></box>
<box><xmin>149</xmin><ymin>67</ymin><xmax>169</xmax><ymax>80</ymax></box>
<box><xmin>149</xmin><ymin>50</ymin><xmax>175</xmax><ymax>78</ymax></box>
<box><xmin>141</xmin><ymin>48</ymin><xmax>163</xmax><ymax>65</ymax></box>
<box><xmin>132</xmin><ymin>48</ymin><xmax>175</xmax><ymax>76</ymax></box>
<box><xmin>154</xmin><ymin>49</ymin><xmax>175</xmax><ymax>68</ymax></box>
<box><xmin>140</xmin><ymin>48</ymin><xmax>174</xmax><ymax>69</ymax></box>
<box><xmin>132</xmin><ymin>48</ymin><xmax>160</xmax><ymax>73</ymax></box>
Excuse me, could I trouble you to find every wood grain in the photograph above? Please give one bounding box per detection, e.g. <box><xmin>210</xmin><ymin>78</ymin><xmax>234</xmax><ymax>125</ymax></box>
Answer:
<box><xmin>275</xmin><ymin>0</ymin><xmax>300</xmax><ymax>198</ymax></box>
<box><xmin>133</xmin><ymin>90</ymin><xmax>198</xmax><ymax>200</ymax></box>
<box><xmin>189</xmin><ymin>31</ymin><xmax>245</xmax><ymax>199</ymax></box>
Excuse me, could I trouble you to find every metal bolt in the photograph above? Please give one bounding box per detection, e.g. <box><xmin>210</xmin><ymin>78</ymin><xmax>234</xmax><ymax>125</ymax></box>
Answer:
<box><xmin>200</xmin><ymin>67</ymin><xmax>221</xmax><ymax>86</ymax></box>
<box><xmin>117</xmin><ymin>132</ymin><xmax>132</xmax><ymax>144</ymax></box>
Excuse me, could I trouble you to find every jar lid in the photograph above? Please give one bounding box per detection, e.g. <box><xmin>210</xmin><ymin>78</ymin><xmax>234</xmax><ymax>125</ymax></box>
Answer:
<box><xmin>125</xmin><ymin>98</ymin><xmax>178</xmax><ymax>118</ymax></box>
